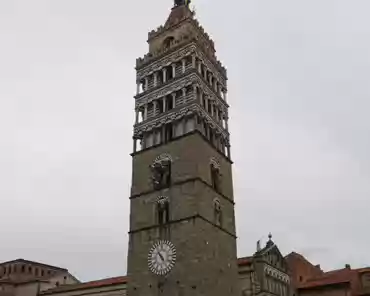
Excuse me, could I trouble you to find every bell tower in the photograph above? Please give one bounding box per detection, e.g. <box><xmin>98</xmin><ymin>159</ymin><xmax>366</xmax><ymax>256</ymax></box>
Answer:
<box><xmin>127</xmin><ymin>1</ymin><xmax>238</xmax><ymax>295</ymax></box>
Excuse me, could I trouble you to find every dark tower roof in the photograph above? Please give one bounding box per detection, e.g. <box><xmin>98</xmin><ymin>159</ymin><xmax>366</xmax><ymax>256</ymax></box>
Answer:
<box><xmin>165</xmin><ymin>3</ymin><xmax>194</xmax><ymax>29</ymax></box>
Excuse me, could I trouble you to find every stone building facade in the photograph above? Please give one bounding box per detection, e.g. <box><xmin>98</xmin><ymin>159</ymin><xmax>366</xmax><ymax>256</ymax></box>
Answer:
<box><xmin>0</xmin><ymin>259</ymin><xmax>78</xmax><ymax>296</ymax></box>
<box><xmin>126</xmin><ymin>1</ymin><xmax>238</xmax><ymax>296</ymax></box>
<box><xmin>239</xmin><ymin>235</ymin><xmax>291</xmax><ymax>296</ymax></box>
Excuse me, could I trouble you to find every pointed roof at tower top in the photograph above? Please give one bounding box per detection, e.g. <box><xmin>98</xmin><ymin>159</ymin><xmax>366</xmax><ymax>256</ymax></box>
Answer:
<box><xmin>165</xmin><ymin>2</ymin><xmax>194</xmax><ymax>29</ymax></box>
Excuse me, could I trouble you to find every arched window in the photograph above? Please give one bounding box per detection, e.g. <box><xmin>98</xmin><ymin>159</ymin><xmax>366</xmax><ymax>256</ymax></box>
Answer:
<box><xmin>157</xmin><ymin>196</ymin><xmax>170</xmax><ymax>225</ymax></box>
<box><xmin>213</xmin><ymin>198</ymin><xmax>222</xmax><ymax>226</ymax></box>
<box><xmin>150</xmin><ymin>154</ymin><xmax>173</xmax><ymax>190</ymax></box>
<box><xmin>163</xmin><ymin>36</ymin><xmax>175</xmax><ymax>50</ymax></box>
<box><xmin>210</xmin><ymin>158</ymin><xmax>221</xmax><ymax>192</ymax></box>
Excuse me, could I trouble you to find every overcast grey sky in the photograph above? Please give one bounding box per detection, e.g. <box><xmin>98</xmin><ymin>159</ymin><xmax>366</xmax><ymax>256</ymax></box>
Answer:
<box><xmin>0</xmin><ymin>0</ymin><xmax>369</xmax><ymax>282</ymax></box>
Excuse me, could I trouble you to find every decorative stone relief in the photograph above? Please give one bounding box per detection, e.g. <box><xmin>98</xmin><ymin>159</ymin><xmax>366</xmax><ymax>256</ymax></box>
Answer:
<box><xmin>135</xmin><ymin>72</ymin><xmax>228</xmax><ymax>111</ymax></box>
<box><xmin>150</xmin><ymin>154</ymin><xmax>173</xmax><ymax>190</ymax></box>
<box><xmin>136</xmin><ymin>42</ymin><xmax>227</xmax><ymax>89</ymax></box>
<box><xmin>135</xmin><ymin>74</ymin><xmax>196</xmax><ymax>108</ymax></box>
<box><xmin>264</xmin><ymin>266</ymin><xmax>290</xmax><ymax>283</ymax></box>
<box><xmin>210</xmin><ymin>157</ymin><xmax>221</xmax><ymax>170</ymax></box>
<box><xmin>137</xmin><ymin>44</ymin><xmax>197</xmax><ymax>79</ymax></box>
<box><xmin>133</xmin><ymin>102</ymin><xmax>230</xmax><ymax>143</ymax></box>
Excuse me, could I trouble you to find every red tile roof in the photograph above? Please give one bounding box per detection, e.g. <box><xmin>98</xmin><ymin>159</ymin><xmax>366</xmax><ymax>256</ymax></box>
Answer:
<box><xmin>238</xmin><ymin>257</ymin><xmax>253</xmax><ymax>266</ymax></box>
<box><xmin>298</xmin><ymin>267</ymin><xmax>370</xmax><ymax>292</ymax></box>
<box><xmin>40</xmin><ymin>276</ymin><xmax>128</xmax><ymax>295</ymax></box>
<box><xmin>298</xmin><ymin>268</ymin><xmax>351</xmax><ymax>289</ymax></box>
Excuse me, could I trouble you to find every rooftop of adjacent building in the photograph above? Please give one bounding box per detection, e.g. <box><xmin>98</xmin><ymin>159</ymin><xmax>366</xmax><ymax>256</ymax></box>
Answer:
<box><xmin>286</xmin><ymin>251</ymin><xmax>370</xmax><ymax>295</ymax></box>
<box><xmin>0</xmin><ymin>259</ymin><xmax>67</xmax><ymax>273</ymax></box>
<box><xmin>39</xmin><ymin>276</ymin><xmax>128</xmax><ymax>295</ymax></box>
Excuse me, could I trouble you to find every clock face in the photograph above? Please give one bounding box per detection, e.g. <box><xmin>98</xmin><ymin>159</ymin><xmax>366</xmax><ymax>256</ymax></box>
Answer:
<box><xmin>148</xmin><ymin>240</ymin><xmax>176</xmax><ymax>276</ymax></box>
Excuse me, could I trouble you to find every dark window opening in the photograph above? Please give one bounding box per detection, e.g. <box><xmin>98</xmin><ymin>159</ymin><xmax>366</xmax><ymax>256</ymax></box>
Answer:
<box><xmin>28</xmin><ymin>266</ymin><xmax>32</xmax><ymax>273</ymax></box>
<box><xmin>210</xmin><ymin>164</ymin><xmax>220</xmax><ymax>192</ymax></box>
<box><xmin>21</xmin><ymin>265</ymin><xmax>25</xmax><ymax>273</ymax></box>
<box><xmin>209</xmin><ymin>129</ymin><xmax>214</xmax><ymax>145</ymax></box>
<box><xmin>167</xmin><ymin>65</ymin><xmax>174</xmax><ymax>81</ymax></box>
<box><xmin>166</xmin><ymin>95</ymin><xmax>173</xmax><ymax>111</ymax></box>
<box><xmin>214</xmin><ymin>199</ymin><xmax>222</xmax><ymax>226</ymax></box>
<box><xmin>207</xmin><ymin>100</ymin><xmax>212</xmax><ymax>114</ymax></box>
<box><xmin>158</xmin><ymin>70</ymin><xmax>164</xmax><ymax>85</ymax></box>
<box><xmin>35</xmin><ymin>268</ymin><xmax>39</xmax><ymax>276</ymax></box>
<box><xmin>163</xmin><ymin>36</ymin><xmax>174</xmax><ymax>50</ymax></box>
<box><xmin>164</xmin><ymin>123</ymin><xmax>173</xmax><ymax>143</ymax></box>
<box><xmin>157</xmin><ymin>200</ymin><xmax>170</xmax><ymax>225</ymax></box>
<box><xmin>158</xmin><ymin>100</ymin><xmax>164</xmax><ymax>114</ymax></box>
<box><xmin>41</xmin><ymin>270</ymin><xmax>44</xmax><ymax>276</ymax></box>
<box><xmin>203</xmin><ymin>122</ymin><xmax>208</xmax><ymax>138</ymax></box>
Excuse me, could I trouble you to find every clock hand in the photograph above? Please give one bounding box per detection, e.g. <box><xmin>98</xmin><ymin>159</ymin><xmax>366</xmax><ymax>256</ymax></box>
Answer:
<box><xmin>158</xmin><ymin>252</ymin><xmax>165</xmax><ymax>262</ymax></box>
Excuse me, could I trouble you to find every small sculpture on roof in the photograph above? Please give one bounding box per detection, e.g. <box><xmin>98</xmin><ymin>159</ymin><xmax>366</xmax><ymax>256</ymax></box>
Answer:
<box><xmin>174</xmin><ymin>0</ymin><xmax>191</xmax><ymax>7</ymax></box>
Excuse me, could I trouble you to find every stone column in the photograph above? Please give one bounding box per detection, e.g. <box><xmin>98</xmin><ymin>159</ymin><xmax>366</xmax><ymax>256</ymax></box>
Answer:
<box><xmin>172</xmin><ymin>93</ymin><xmax>176</xmax><ymax>109</ymax></box>
<box><xmin>163</xmin><ymin>97</ymin><xmax>167</xmax><ymax>113</ymax></box>
<box><xmin>182</xmin><ymin>59</ymin><xmax>186</xmax><ymax>73</ymax></box>
<box><xmin>172</xmin><ymin>64</ymin><xmax>176</xmax><ymax>78</ymax></box>
<box><xmin>135</xmin><ymin>108</ymin><xmax>139</xmax><ymax>124</ymax></box>
<box><xmin>144</xmin><ymin>77</ymin><xmax>149</xmax><ymax>91</ymax></box>
<box><xmin>154</xmin><ymin>72</ymin><xmax>158</xmax><ymax>87</ymax></box>
<box><xmin>198</xmin><ymin>60</ymin><xmax>202</xmax><ymax>74</ymax></box>
<box><xmin>204</xmin><ymin>68</ymin><xmax>207</xmax><ymax>80</ymax></box>
<box><xmin>215</xmin><ymin>106</ymin><xmax>219</xmax><ymax>121</ymax></box>
<box><xmin>209</xmin><ymin>73</ymin><xmax>213</xmax><ymax>86</ymax></box>
<box><xmin>153</xmin><ymin>100</ymin><xmax>157</xmax><ymax>117</ymax></box>
<box><xmin>204</xmin><ymin>96</ymin><xmax>209</xmax><ymax>112</ymax></box>
<box><xmin>136</xmin><ymin>81</ymin><xmax>140</xmax><ymax>95</ymax></box>
<box><xmin>192</xmin><ymin>54</ymin><xmax>196</xmax><ymax>68</ymax></box>
<box><xmin>210</xmin><ymin>101</ymin><xmax>214</xmax><ymax>117</ymax></box>
<box><xmin>182</xmin><ymin>87</ymin><xmax>187</xmax><ymax>103</ymax></box>
<box><xmin>163</xmin><ymin>68</ymin><xmax>167</xmax><ymax>83</ymax></box>
<box><xmin>144</xmin><ymin>104</ymin><xmax>148</xmax><ymax>121</ymax></box>
<box><xmin>199</xmin><ymin>89</ymin><xmax>204</xmax><ymax>106</ymax></box>
<box><xmin>223</xmin><ymin>90</ymin><xmax>227</xmax><ymax>102</ymax></box>
<box><xmin>193</xmin><ymin>85</ymin><xmax>197</xmax><ymax>101</ymax></box>
<box><xmin>133</xmin><ymin>137</ymin><xmax>137</xmax><ymax>153</ymax></box>
<box><xmin>225</xmin><ymin>117</ymin><xmax>229</xmax><ymax>131</ymax></box>
<box><xmin>227</xmin><ymin>145</ymin><xmax>231</xmax><ymax>159</ymax></box>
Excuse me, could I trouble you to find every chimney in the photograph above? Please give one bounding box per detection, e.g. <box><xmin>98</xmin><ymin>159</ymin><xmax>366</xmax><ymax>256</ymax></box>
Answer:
<box><xmin>315</xmin><ymin>264</ymin><xmax>321</xmax><ymax>270</ymax></box>
<box><xmin>345</xmin><ymin>264</ymin><xmax>351</xmax><ymax>269</ymax></box>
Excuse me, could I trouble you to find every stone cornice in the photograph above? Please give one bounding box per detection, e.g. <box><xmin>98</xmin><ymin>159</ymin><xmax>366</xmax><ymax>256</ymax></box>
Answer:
<box><xmin>131</xmin><ymin>130</ymin><xmax>233</xmax><ymax>164</ymax></box>
<box><xmin>130</xmin><ymin>177</ymin><xmax>234</xmax><ymax>205</ymax></box>
<box><xmin>136</xmin><ymin>41</ymin><xmax>227</xmax><ymax>89</ymax></box>
<box><xmin>133</xmin><ymin>102</ymin><xmax>229</xmax><ymax>141</ymax></box>
<box><xmin>135</xmin><ymin>70</ymin><xmax>229</xmax><ymax>111</ymax></box>
<box><xmin>128</xmin><ymin>214</ymin><xmax>237</xmax><ymax>239</ymax></box>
